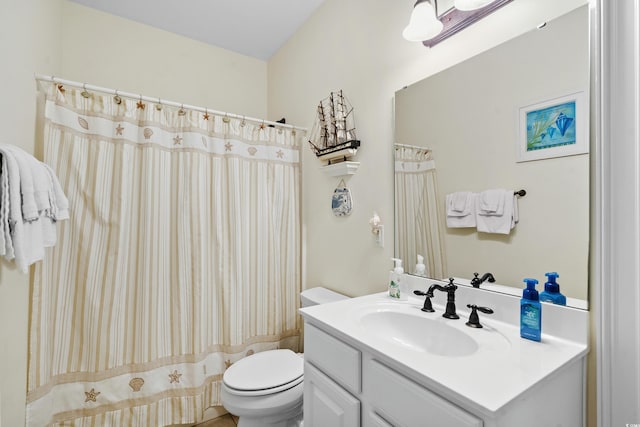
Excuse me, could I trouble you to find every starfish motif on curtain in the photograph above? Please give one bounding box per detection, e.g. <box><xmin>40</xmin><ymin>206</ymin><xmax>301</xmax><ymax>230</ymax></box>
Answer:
<box><xmin>57</xmin><ymin>84</ymin><xmax>65</xmax><ymax>93</ymax></box>
<box><xmin>169</xmin><ymin>370</ymin><xmax>182</xmax><ymax>384</ymax></box>
<box><xmin>84</xmin><ymin>388</ymin><xmax>100</xmax><ymax>402</ymax></box>
<box><xmin>276</xmin><ymin>150</ymin><xmax>284</xmax><ymax>159</ymax></box>
<box><xmin>203</xmin><ymin>112</ymin><xmax>210</xmax><ymax>120</ymax></box>
<box><xmin>173</xmin><ymin>135</ymin><xmax>183</xmax><ymax>145</ymax></box>
<box><xmin>136</xmin><ymin>100</ymin><xmax>145</xmax><ymax>110</ymax></box>
<box><xmin>115</xmin><ymin>124</ymin><xmax>124</xmax><ymax>136</ymax></box>
<box><xmin>225</xmin><ymin>360</ymin><xmax>232</xmax><ymax>369</ymax></box>
<box><xmin>225</xmin><ymin>142</ymin><xmax>233</xmax><ymax>152</ymax></box>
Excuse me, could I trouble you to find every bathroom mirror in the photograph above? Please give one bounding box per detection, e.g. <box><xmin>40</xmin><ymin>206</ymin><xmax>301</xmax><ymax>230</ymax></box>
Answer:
<box><xmin>394</xmin><ymin>5</ymin><xmax>589</xmax><ymax>307</ymax></box>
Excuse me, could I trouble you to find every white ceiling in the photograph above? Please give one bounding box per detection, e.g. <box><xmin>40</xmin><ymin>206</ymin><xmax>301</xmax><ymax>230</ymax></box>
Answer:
<box><xmin>68</xmin><ymin>0</ymin><xmax>327</xmax><ymax>61</ymax></box>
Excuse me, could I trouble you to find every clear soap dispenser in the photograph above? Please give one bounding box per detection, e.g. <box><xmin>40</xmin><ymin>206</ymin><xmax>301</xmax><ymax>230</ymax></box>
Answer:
<box><xmin>389</xmin><ymin>258</ymin><xmax>406</xmax><ymax>300</ymax></box>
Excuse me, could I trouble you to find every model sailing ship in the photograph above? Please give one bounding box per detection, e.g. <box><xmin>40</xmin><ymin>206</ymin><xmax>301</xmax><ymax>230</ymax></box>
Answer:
<box><xmin>308</xmin><ymin>90</ymin><xmax>360</xmax><ymax>164</ymax></box>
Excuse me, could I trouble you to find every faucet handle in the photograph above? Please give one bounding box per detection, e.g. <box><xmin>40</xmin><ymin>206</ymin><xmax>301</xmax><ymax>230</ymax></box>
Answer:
<box><xmin>465</xmin><ymin>304</ymin><xmax>494</xmax><ymax>328</ymax></box>
<box><xmin>413</xmin><ymin>290</ymin><xmax>435</xmax><ymax>312</ymax></box>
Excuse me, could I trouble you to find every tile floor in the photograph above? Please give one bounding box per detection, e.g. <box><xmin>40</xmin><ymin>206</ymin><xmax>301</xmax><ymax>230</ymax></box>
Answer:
<box><xmin>195</xmin><ymin>414</ymin><xmax>238</xmax><ymax>427</ymax></box>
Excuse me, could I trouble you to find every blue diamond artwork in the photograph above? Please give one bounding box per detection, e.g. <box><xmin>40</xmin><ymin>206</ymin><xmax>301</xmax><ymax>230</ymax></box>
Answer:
<box><xmin>526</xmin><ymin>100</ymin><xmax>576</xmax><ymax>151</ymax></box>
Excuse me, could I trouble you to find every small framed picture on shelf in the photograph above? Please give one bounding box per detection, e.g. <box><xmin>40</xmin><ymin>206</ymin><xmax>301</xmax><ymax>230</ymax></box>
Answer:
<box><xmin>517</xmin><ymin>91</ymin><xmax>588</xmax><ymax>162</ymax></box>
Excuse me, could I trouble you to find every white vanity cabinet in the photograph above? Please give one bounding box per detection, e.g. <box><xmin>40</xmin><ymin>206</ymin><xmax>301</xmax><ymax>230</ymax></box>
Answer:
<box><xmin>303</xmin><ymin>322</ymin><xmax>482</xmax><ymax>427</ymax></box>
<box><xmin>302</xmin><ymin>310</ymin><xmax>586</xmax><ymax>427</ymax></box>
<box><xmin>301</xmin><ymin>289</ymin><xmax>588</xmax><ymax>427</ymax></box>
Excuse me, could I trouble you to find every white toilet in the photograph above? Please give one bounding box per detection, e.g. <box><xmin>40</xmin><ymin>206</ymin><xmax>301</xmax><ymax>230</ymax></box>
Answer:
<box><xmin>220</xmin><ymin>287</ymin><xmax>347</xmax><ymax>427</ymax></box>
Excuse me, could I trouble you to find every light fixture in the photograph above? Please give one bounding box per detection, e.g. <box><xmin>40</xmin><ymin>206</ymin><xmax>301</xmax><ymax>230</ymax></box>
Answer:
<box><xmin>402</xmin><ymin>0</ymin><xmax>444</xmax><ymax>42</ymax></box>
<box><xmin>453</xmin><ymin>0</ymin><xmax>495</xmax><ymax>11</ymax></box>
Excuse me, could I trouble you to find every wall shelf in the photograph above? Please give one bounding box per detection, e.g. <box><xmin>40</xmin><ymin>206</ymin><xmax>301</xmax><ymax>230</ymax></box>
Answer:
<box><xmin>321</xmin><ymin>161</ymin><xmax>360</xmax><ymax>177</ymax></box>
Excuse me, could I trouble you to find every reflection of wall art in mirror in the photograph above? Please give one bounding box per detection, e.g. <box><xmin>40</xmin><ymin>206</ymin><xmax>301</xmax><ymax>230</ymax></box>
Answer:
<box><xmin>517</xmin><ymin>91</ymin><xmax>588</xmax><ymax>162</ymax></box>
<box><xmin>332</xmin><ymin>179</ymin><xmax>353</xmax><ymax>217</ymax></box>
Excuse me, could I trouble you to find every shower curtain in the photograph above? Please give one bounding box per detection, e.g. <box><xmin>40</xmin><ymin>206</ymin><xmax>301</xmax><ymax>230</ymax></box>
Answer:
<box><xmin>394</xmin><ymin>144</ymin><xmax>446</xmax><ymax>279</ymax></box>
<box><xmin>27</xmin><ymin>82</ymin><xmax>303</xmax><ymax>426</ymax></box>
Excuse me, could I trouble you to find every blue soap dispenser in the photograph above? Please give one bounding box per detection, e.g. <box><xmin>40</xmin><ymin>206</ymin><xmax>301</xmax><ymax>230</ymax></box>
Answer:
<box><xmin>539</xmin><ymin>272</ymin><xmax>566</xmax><ymax>305</ymax></box>
<box><xmin>520</xmin><ymin>278</ymin><xmax>542</xmax><ymax>342</ymax></box>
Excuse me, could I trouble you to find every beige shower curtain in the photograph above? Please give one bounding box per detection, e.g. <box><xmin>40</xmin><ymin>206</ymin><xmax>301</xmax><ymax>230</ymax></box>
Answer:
<box><xmin>394</xmin><ymin>144</ymin><xmax>446</xmax><ymax>279</ymax></box>
<box><xmin>27</xmin><ymin>82</ymin><xmax>302</xmax><ymax>426</ymax></box>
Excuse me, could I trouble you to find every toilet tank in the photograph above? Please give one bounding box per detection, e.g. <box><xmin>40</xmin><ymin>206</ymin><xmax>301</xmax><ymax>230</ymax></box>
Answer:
<box><xmin>300</xmin><ymin>287</ymin><xmax>348</xmax><ymax>307</ymax></box>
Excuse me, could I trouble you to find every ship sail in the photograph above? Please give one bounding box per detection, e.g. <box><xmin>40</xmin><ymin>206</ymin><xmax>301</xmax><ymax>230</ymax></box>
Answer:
<box><xmin>308</xmin><ymin>90</ymin><xmax>360</xmax><ymax>164</ymax></box>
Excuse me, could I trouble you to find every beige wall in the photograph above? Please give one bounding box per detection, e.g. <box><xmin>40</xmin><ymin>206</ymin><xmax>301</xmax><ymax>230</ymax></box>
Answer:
<box><xmin>0</xmin><ymin>1</ymin><xmax>62</xmax><ymax>425</ymax></box>
<box><xmin>59</xmin><ymin>1</ymin><xmax>268</xmax><ymax>118</ymax></box>
<box><xmin>395</xmin><ymin>7</ymin><xmax>589</xmax><ymax>300</ymax></box>
<box><xmin>268</xmin><ymin>0</ymin><xmax>587</xmax><ymax>298</ymax></box>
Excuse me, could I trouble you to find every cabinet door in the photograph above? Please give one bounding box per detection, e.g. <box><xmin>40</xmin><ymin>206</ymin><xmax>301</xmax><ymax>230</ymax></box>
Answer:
<box><xmin>304</xmin><ymin>362</ymin><xmax>360</xmax><ymax>427</ymax></box>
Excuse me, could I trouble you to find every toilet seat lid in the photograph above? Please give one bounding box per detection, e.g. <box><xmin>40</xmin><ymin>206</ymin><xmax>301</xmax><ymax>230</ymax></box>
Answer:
<box><xmin>223</xmin><ymin>349</ymin><xmax>303</xmax><ymax>392</ymax></box>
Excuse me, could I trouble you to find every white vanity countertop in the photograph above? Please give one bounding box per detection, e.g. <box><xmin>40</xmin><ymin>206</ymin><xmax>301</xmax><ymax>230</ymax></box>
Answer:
<box><xmin>299</xmin><ymin>291</ymin><xmax>589</xmax><ymax>416</ymax></box>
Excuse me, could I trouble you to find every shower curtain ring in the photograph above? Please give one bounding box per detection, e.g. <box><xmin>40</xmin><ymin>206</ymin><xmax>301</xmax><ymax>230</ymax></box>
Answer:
<box><xmin>156</xmin><ymin>98</ymin><xmax>162</xmax><ymax>111</ymax></box>
<box><xmin>178</xmin><ymin>104</ymin><xmax>186</xmax><ymax>116</ymax></box>
<box><xmin>222</xmin><ymin>112</ymin><xmax>230</xmax><ymax>123</ymax></box>
<box><xmin>81</xmin><ymin>83</ymin><xmax>90</xmax><ymax>98</ymax></box>
<box><xmin>114</xmin><ymin>89</ymin><xmax>122</xmax><ymax>105</ymax></box>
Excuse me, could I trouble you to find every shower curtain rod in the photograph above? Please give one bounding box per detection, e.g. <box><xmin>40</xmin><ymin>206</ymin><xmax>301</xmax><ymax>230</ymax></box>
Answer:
<box><xmin>34</xmin><ymin>74</ymin><xmax>307</xmax><ymax>132</ymax></box>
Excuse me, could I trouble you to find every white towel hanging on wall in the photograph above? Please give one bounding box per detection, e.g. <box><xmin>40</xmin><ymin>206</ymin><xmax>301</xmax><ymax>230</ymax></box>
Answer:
<box><xmin>0</xmin><ymin>144</ymin><xmax>69</xmax><ymax>272</ymax></box>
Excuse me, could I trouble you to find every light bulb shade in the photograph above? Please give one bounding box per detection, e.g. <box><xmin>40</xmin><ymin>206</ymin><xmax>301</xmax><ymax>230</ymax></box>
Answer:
<box><xmin>454</xmin><ymin>0</ymin><xmax>494</xmax><ymax>11</ymax></box>
<box><xmin>402</xmin><ymin>1</ymin><xmax>444</xmax><ymax>42</ymax></box>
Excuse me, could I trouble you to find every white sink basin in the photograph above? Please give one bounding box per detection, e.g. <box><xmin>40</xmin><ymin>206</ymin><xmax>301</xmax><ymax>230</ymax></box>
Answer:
<box><xmin>359</xmin><ymin>310</ymin><xmax>479</xmax><ymax>357</ymax></box>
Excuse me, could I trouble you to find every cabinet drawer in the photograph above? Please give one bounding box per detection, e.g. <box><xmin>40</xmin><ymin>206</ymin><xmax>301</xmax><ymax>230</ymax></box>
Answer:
<box><xmin>364</xmin><ymin>411</ymin><xmax>394</xmax><ymax>427</ymax></box>
<box><xmin>364</xmin><ymin>359</ymin><xmax>483</xmax><ymax>427</ymax></box>
<box><xmin>304</xmin><ymin>323</ymin><xmax>361</xmax><ymax>393</ymax></box>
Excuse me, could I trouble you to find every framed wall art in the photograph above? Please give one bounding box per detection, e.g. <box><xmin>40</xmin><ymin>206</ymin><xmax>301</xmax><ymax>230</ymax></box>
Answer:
<box><xmin>517</xmin><ymin>91</ymin><xmax>588</xmax><ymax>162</ymax></box>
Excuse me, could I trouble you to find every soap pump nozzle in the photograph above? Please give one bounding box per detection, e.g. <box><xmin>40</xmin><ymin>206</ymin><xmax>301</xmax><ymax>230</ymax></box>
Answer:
<box><xmin>522</xmin><ymin>278</ymin><xmax>539</xmax><ymax>301</ymax></box>
<box><xmin>544</xmin><ymin>272</ymin><xmax>560</xmax><ymax>292</ymax></box>
<box><xmin>391</xmin><ymin>258</ymin><xmax>404</xmax><ymax>274</ymax></box>
<box><xmin>415</xmin><ymin>255</ymin><xmax>426</xmax><ymax>276</ymax></box>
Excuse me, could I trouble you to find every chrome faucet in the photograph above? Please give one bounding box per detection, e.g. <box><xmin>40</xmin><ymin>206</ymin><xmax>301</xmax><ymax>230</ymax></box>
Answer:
<box><xmin>426</xmin><ymin>278</ymin><xmax>459</xmax><ymax>319</ymax></box>
<box><xmin>470</xmin><ymin>272</ymin><xmax>496</xmax><ymax>288</ymax></box>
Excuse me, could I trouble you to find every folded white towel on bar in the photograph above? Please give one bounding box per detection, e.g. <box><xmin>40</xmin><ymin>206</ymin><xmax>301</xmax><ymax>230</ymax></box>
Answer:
<box><xmin>478</xmin><ymin>189</ymin><xmax>505</xmax><ymax>216</ymax></box>
<box><xmin>446</xmin><ymin>192</ymin><xmax>474</xmax><ymax>217</ymax></box>
<box><xmin>446</xmin><ymin>192</ymin><xmax>476</xmax><ymax>228</ymax></box>
<box><xmin>476</xmin><ymin>189</ymin><xmax>518</xmax><ymax>235</ymax></box>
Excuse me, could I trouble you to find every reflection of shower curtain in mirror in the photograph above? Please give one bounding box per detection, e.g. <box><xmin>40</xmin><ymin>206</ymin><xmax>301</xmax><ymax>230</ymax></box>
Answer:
<box><xmin>394</xmin><ymin>145</ymin><xmax>446</xmax><ymax>278</ymax></box>
<box><xmin>27</xmin><ymin>82</ymin><xmax>302</xmax><ymax>426</ymax></box>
